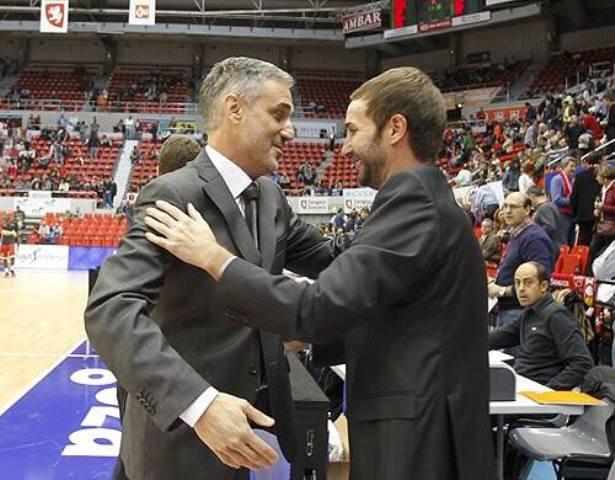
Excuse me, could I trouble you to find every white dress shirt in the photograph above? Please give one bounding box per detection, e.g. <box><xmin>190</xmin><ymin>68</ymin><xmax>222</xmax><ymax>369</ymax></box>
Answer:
<box><xmin>179</xmin><ymin>144</ymin><xmax>252</xmax><ymax>428</ymax></box>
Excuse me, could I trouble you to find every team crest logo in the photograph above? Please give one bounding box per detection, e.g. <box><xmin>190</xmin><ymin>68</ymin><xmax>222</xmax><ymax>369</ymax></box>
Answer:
<box><xmin>45</xmin><ymin>3</ymin><xmax>65</xmax><ymax>28</ymax></box>
<box><xmin>135</xmin><ymin>4</ymin><xmax>150</xmax><ymax>19</ymax></box>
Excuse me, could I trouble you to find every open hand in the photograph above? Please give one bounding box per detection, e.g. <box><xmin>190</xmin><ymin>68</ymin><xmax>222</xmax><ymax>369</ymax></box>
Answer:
<box><xmin>194</xmin><ymin>392</ymin><xmax>279</xmax><ymax>470</ymax></box>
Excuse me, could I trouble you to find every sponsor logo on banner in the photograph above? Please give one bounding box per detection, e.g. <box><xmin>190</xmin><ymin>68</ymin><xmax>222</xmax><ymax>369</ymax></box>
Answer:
<box><xmin>483</xmin><ymin>105</ymin><xmax>537</xmax><ymax>121</ymax></box>
<box><xmin>287</xmin><ymin>196</ymin><xmax>344</xmax><ymax>214</ymax></box>
<box><xmin>383</xmin><ymin>24</ymin><xmax>418</xmax><ymax>39</ymax></box>
<box><xmin>14</xmin><ymin>197</ymin><xmax>71</xmax><ymax>216</ymax></box>
<box><xmin>342</xmin><ymin>8</ymin><xmax>382</xmax><ymax>34</ymax></box>
<box><xmin>15</xmin><ymin>245</ymin><xmax>69</xmax><ymax>270</ymax></box>
<box><xmin>418</xmin><ymin>18</ymin><xmax>452</xmax><ymax>33</ymax></box>
<box><xmin>129</xmin><ymin>0</ymin><xmax>156</xmax><ymax>26</ymax></box>
<box><xmin>40</xmin><ymin>0</ymin><xmax>68</xmax><ymax>33</ymax></box>
<box><xmin>451</xmin><ymin>11</ymin><xmax>491</xmax><ymax>27</ymax></box>
<box><xmin>343</xmin><ymin>188</ymin><xmax>377</xmax><ymax>212</ymax></box>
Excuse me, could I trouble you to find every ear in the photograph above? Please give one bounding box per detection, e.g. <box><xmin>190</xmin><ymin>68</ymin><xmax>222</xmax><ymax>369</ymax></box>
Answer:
<box><xmin>223</xmin><ymin>93</ymin><xmax>242</xmax><ymax>124</ymax></box>
<box><xmin>387</xmin><ymin>113</ymin><xmax>408</xmax><ymax>146</ymax></box>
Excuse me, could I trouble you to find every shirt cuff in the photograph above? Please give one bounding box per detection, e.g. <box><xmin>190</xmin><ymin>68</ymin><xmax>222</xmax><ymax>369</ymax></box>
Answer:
<box><xmin>219</xmin><ymin>255</ymin><xmax>237</xmax><ymax>276</ymax></box>
<box><xmin>179</xmin><ymin>386</ymin><xmax>220</xmax><ymax>428</ymax></box>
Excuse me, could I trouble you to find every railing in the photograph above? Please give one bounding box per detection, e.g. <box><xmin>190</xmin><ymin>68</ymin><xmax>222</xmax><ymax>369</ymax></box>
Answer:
<box><xmin>0</xmin><ymin>98</ymin><xmax>200</xmax><ymax>115</ymax></box>
<box><xmin>580</xmin><ymin>138</ymin><xmax>615</xmax><ymax>163</ymax></box>
<box><xmin>0</xmin><ymin>189</ymin><xmax>98</xmax><ymax>198</ymax></box>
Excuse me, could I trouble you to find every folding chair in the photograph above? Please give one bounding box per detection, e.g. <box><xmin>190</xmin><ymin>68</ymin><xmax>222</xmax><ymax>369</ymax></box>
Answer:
<box><xmin>509</xmin><ymin>400</ymin><xmax>615</xmax><ymax>479</ymax></box>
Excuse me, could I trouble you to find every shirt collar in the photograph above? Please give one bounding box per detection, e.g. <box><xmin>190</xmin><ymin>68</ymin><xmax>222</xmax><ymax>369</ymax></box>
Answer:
<box><xmin>526</xmin><ymin>293</ymin><xmax>553</xmax><ymax>315</ymax></box>
<box><xmin>205</xmin><ymin>144</ymin><xmax>253</xmax><ymax>200</ymax></box>
<box><xmin>511</xmin><ymin>219</ymin><xmax>532</xmax><ymax>238</ymax></box>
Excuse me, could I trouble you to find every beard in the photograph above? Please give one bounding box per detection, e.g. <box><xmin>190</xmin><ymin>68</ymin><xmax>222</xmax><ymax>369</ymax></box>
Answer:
<box><xmin>357</xmin><ymin>140</ymin><xmax>387</xmax><ymax>189</ymax></box>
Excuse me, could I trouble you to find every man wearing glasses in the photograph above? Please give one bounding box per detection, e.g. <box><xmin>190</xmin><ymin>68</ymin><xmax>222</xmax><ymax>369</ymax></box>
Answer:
<box><xmin>488</xmin><ymin>192</ymin><xmax>555</xmax><ymax>329</ymax></box>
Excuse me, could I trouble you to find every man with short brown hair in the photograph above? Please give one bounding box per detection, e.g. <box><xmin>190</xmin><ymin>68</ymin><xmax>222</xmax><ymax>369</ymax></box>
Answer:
<box><xmin>158</xmin><ymin>134</ymin><xmax>201</xmax><ymax>175</ymax></box>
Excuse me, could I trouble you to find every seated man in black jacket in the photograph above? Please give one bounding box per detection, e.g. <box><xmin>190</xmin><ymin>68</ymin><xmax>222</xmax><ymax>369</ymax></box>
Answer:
<box><xmin>489</xmin><ymin>261</ymin><xmax>593</xmax><ymax>390</ymax></box>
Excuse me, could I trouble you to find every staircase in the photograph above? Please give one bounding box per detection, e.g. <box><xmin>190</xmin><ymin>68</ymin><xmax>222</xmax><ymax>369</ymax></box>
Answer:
<box><xmin>506</xmin><ymin>58</ymin><xmax>549</xmax><ymax>102</ymax></box>
<box><xmin>112</xmin><ymin>139</ymin><xmax>138</xmax><ymax>209</ymax></box>
<box><xmin>0</xmin><ymin>73</ymin><xmax>18</xmax><ymax>97</ymax></box>
<box><xmin>315</xmin><ymin>146</ymin><xmax>338</xmax><ymax>181</ymax></box>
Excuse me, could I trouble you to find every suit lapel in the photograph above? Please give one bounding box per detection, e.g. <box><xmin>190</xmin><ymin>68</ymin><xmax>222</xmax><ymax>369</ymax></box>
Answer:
<box><xmin>195</xmin><ymin>150</ymin><xmax>261</xmax><ymax>265</ymax></box>
<box><xmin>256</xmin><ymin>178</ymin><xmax>276</xmax><ymax>272</ymax></box>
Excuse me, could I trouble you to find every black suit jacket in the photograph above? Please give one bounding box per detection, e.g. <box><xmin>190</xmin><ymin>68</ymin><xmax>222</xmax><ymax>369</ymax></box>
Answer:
<box><xmin>84</xmin><ymin>150</ymin><xmax>334</xmax><ymax>480</ymax></box>
<box><xmin>571</xmin><ymin>167</ymin><xmax>600</xmax><ymax>223</ymax></box>
<box><xmin>214</xmin><ymin>165</ymin><xmax>494</xmax><ymax>480</ymax></box>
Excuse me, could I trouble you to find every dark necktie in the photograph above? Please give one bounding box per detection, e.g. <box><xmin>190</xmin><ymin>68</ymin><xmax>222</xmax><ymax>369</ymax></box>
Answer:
<box><xmin>240</xmin><ymin>181</ymin><xmax>296</xmax><ymax>459</ymax></box>
<box><xmin>241</xmin><ymin>182</ymin><xmax>260</xmax><ymax>250</ymax></box>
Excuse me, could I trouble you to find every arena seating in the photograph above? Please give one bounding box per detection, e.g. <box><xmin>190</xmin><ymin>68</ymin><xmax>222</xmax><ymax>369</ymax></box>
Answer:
<box><xmin>297</xmin><ymin>75</ymin><xmax>363</xmax><ymax>118</ymax></box>
<box><xmin>1</xmin><ymin>136</ymin><xmax>123</xmax><ymax>197</ymax></box>
<box><xmin>526</xmin><ymin>45</ymin><xmax>615</xmax><ymax>97</ymax></box>
<box><xmin>48</xmin><ymin>213</ymin><xmax>127</xmax><ymax>247</ymax></box>
<box><xmin>8</xmin><ymin>64</ymin><xmax>97</xmax><ymax>110</ymax></box>
<box><xmin>106</xmin><ymin>65</ymin><xmax>191</xmax><ymax>114</ymax></box>
<box><xmin>322</xmin><ymin>149</ymin><xmax>359</xmax><ymax>189</ymax></box>
<box><xmin>128</xmin><ymin>140</ymin><xmax>161</xmax><ymax>191</ymax></box>
<box><xmin>437</xmin><ymin>59</ymin><xmax>532</xmax><ymax>93</ymax></box>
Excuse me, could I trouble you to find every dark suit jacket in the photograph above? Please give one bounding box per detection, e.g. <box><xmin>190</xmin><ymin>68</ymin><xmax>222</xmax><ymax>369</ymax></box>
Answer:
<box><xmin>84</xmin><ymin>150</ymin><xmax>334</xmax><ymax>480</ymax></box>
<box><xmin>213</xmin><ymin>166</ymin><xmax>494</xmax><ymax>480</ymax></box>
<box><xmin>571</xmin><ymin>167</ymin><xmax>600</xmax><ymax>223</ymax></box>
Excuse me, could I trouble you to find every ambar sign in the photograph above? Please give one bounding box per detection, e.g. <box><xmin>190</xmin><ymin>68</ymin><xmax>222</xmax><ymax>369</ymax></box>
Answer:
<box><xmin>342</xmin><ymin>9</ymin><xmax>382</xmax><ymax>34</ymax></box>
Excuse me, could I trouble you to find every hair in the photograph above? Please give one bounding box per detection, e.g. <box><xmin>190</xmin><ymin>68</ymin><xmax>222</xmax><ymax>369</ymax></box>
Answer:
<box><xmin>526</xmin><ymin>186</ymin><xmax>545</xmax><ymax>198</ymax></box>
<box><xmin>599</xmin><ymin>163</ymin><xmax>615</xmax><ymax>180</ymax></box>
<box><xmin>481</xmin><ymin>218</ymin><xmax>493</xmax><ymax>227</ymax></box>
<box><xmin>560</xmin><ymin>156</ymin><xmax>577</xmax><ymax>169</ymax></box>
<box><xmin>585</xmin><ymin>151</ymin><xmax>603</xmax><ymax>166</ymax></box>
<box><xmin>349</xmin><ymin>67</ymin><xmax>447</xmax><ymax>164</ymax></box>
<box><xmin>522</xmin><ymin>161</ymin><xmax>535</xmax><ymax>175</ymax></box>
<box><xmin>199</xmin><ymin>56</ymin><xmax>294</xmax><ymax>132</ymax></box>
<box><xmin>520</xmin><ymin>261</ymin><xmax>550</xmax><ymax>283</ymax></box>
<box><xmin>158</xmin><ymin>135</ymin><xmax>201</xmax><ymax>175</ymax></box>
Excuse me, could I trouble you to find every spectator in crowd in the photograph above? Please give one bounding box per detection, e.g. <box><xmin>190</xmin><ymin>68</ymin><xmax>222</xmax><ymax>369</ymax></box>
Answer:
<box><xmin>604</xmin><ymin>90</ymin><xmax>615</xmax><ymax>141</ymax></box>
<box><xmin>473</xmin><ymin>181</ymin><xmax>500</xmax><ymax>222</ymax></box>
<box><xmin>570</xmin><ymin>153</ymin><xmax>602</xmax><ymax>246</ymax></box>
<box><xmin>489</xmin><ymin>192</ymin><xmax>555</xmax><ymax>329</ymax></box>
<box><xmin>590</xmin><ymin>163</ymin><xmax>615</xmax><ymax>262</ymax></box>
<box><xmin>124</xmin><ymin>116</ymin><xmax>136</xmax><ymax>140</ymax></box>
<box><xmin>100</xmin><ymin>135</ymin><xmax>113</xmax><ymax>148</ymax></box>
<box><xmin>331</xmin><ymin>208</ymin><xmax>346</xmax><ymax>233</ymax></box>
<box><xmin>502</xmin><ymin>160</ymin><xmax>521</xmax><ymax>193</ymax></box>
<box><xmin>526</xmin><ymin>186</ymin><xmax>568</xmax><ymax>255</ymax></box>
<box><xmin>550</xmin><ymin>156</ymin><xmax>576</xmax><ymax>244</ymax></box>
<box><xmin>489</xmin><ymin>261</ymin><xmax>593</xmax><ymax>389</ymax></box>
<box><xmin>455</xmin><ymin>165</ymin><xmax>472</xmax><ymax>186</ymax></box>
<box><xmin>130</xmin><ymin>146</ymin><xmax>141</xmax><ymax>165</ymax></box>
<box><xmin>480</xmin><ymin>218</ymin><xmax>501</xmax><ymax>263</ymax></box>
<box><xmin>518</xmin><ymin>161</ymin><xmax>535</xmax><ymax>193</ymax></box>
<box><xmin>525</xmin><ymin>102</ymin><xmax>537</xmax><ymax>123</ymax></box>
<box><xmin>88</xmin><ymin>131</ymin><xmax>100</xmax><ymax>159</ymax></box>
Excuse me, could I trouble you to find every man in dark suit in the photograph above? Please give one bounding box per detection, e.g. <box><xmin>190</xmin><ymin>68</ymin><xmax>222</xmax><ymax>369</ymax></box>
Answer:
<box><xmin>85</xmin><ymin>57</ymin><xmax>335</xmax><ymax>480</ymax></box>
<box><xmin>570</xmin><ymin>152</ymin><xmax>602</xmax><ymax>246</ymax></box>
<box><xmin>146</xmin><ymin>67</ymin><xmax>494</xmax><ymax>479</ymax></box>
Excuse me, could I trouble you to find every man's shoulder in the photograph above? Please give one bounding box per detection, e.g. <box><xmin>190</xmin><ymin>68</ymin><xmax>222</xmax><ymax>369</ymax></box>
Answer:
<box><xmin>522</xmin><ymin>222</ymin><xmax>553</xmax><ymax>242</ymax></box>
<box><xmin>139</xmin><ymin>164</ymin><xmax>201</xmax><ymax>199</ymax></box>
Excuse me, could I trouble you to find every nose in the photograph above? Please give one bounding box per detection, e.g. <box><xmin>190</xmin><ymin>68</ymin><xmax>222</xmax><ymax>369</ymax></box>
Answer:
<box><xmin>341</xmin><ymin>140</ymin><xmax>351</xmax><ymax>157</ymax></box>
<box><xmin>281</xmin><ymin>119</ymin><xmax>294</xmax><ymax>143</ymax></box>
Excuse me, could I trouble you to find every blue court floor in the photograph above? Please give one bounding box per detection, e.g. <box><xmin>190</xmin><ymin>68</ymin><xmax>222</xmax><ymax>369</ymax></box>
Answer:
<box><xmin>0</xmin><ymin>340</ymin><xmax>560</xmax><ymax>480</ymax></box>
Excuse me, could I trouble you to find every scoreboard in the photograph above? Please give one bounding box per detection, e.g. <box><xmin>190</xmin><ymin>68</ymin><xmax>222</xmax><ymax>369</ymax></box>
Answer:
<box><xmin>392</xmin><ymin>0</ymin><xmax>483</xmax><ymax>30</ymax></box>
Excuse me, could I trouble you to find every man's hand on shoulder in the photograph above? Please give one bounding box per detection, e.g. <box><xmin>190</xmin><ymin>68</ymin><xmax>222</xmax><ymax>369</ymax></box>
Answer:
<box><xmin>193</xmin><ymin>392</ymin><xmax>278</xmax><ymax>470</ymax></box>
